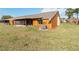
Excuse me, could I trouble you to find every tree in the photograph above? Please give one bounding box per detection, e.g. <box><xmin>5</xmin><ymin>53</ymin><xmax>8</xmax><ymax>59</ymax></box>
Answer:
<box><xmin>74</xmin><ymin>8</ymin><xmax>79</xmax><ymax>19</ymax></box>
<box><xmin>1</xmin><ymin>15</ymin><xmax>13</xmax><ymax>20</ymax></box>
<box><xmin>66</xmin><ymin>8</ymin><xmax>74</xmax><ymax>19</ymax></box>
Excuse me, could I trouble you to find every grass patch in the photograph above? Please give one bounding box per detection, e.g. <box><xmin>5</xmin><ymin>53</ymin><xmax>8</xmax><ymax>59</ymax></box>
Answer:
<box><xmin>0</xmin><ymin>23</ymin><xmax>79</xmax><ymax>50</ymax></box>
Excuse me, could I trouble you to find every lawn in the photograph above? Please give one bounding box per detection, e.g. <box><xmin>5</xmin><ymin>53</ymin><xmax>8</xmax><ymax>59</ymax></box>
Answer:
<box><xmin>0</xmin><ymin>23</ymin><xmax>79</xmax><ymax>51</ymax></box>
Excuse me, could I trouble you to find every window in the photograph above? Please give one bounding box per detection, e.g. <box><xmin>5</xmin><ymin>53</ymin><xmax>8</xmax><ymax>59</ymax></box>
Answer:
<box><xmin>38</xmin><ymin>18</ymin><xmax>43</xmax><ymax>24</ymax></box>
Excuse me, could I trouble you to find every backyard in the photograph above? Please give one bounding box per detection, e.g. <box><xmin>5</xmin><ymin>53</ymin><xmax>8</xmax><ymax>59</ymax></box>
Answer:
<box><xmin>0</xmin><ymin>23</ymin><xmax>79</xmax><ymax>51</ymax></box>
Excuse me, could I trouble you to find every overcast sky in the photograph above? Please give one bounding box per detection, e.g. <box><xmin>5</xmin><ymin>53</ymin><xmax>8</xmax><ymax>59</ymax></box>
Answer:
<box><xmin>0</xmin><ymin>8</ymin><xmax>67</xmax><ymax>19</ymax></box>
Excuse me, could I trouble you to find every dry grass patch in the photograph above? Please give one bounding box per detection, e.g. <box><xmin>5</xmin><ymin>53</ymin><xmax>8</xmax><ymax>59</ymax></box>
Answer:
<box><xmin>0</xmin><ymin>23</ymin><xmax>79</xmax><ymax>50</ymax></box>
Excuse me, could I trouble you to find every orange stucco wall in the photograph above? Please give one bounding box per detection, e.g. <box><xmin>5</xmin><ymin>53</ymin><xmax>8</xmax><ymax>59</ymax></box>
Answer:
<box><xmin>43</xmin><ymin>19</ymin><xmax>51</xmax><ymax>29</ymax></box>
<box><xmin>41</xmin><ymin>12</ymin><xmax>59</xmax><ymax>29</ymax></box>
<box><xmin>9</xmin><ymin>20</ymin><xmax>13</xmax><ymax>25</ymax></box>
<box><xmin>33</xmin><ymin>19</ymin><xmax>38</xmax><ymax>26</ymax></box>
<box><xmin>43</xmin><ymin>19</ymin><xmax>48</xmax><ymax>24</ymax></box>
<box><xmin>51</xmin><ymin>12</ymin><xmax>59</xmax><ymax>29</ymax></box>
<box><xmin>9</xmin><ymin>20</ymin><xmax>16</xmax><ymax>25</ymax></box>
<box><xmin>31</xmin><ymin>16</ymin><xmax>58</xmax><ymax>29</ymax></box>
<box><xmin>33</xmin><ymin>19</ymin><xmax>42</xmax><ymax>29</ymax></box>
<box><xmin>32</xmin><ymin>19</ymin><xmax>51</xmax><ymax>29</ymax></box>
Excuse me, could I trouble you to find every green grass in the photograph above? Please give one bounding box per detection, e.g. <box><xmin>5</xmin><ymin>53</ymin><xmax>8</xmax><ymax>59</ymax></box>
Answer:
<box><xmin>0</xmin><ymin>23</ymin><xmax>79</xmax><ymax>51</ymax></box>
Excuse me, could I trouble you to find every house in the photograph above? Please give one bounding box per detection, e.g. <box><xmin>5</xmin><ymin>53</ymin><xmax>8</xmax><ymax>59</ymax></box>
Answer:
<box><xmin>66</xmin><ymin>18</ymin><xmax>79</xmax><ymax>25</ymax></box>
<box><xmin>6</xmin><ymin>11</ymin><xmax>60</xmax><ymax>29</ymax></box>
<box><xmin>60</xmin><ymin>18</ymin><xmax>67</xmax><ymax>23</ymax></box>
<box><xmin>0</xmin><ymin>19</ymin><xmax>9</xmax><ymax>25</ymax></box>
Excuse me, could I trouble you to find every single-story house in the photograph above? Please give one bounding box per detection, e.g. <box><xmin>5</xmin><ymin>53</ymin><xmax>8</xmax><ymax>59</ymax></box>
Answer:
<box><xmin>5</xmin><ymin>11</ymin><xmax>60</xmax><ymax>29</ymax></box>
<box><xmin>0</xmin><ymin>19</ymin><xmax>9</xmax><ymax>25</ymax></box>
<box><xmin>66</xmin><ymin>18</ymin><xmax>79</xmax><ymax>25</ymax></box>
<box><xmin>60</xmin><ymin>18</ymin><xmax>67</xmax><ymax>23</ymax></box>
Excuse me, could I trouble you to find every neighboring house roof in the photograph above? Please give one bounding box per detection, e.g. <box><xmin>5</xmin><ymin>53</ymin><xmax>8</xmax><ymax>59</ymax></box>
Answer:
<box><xmin>7</xmin><ymin>11</ymin><xmax>59</xmax><ymax>20</ymax></box>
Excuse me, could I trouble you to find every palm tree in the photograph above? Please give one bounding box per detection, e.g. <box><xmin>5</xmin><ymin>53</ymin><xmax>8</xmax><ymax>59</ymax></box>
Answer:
<box><xmin>74</xmin><ymin>8</ymin><xmax>79</xmax><ymax>19</ymax></box>
<box><xmin>66</xmin><ymin>8</ymin><xmax>74</xmax><ymax>19</ymax></box>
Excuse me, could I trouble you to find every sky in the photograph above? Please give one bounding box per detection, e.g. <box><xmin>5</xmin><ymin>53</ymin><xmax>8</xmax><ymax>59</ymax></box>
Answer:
<box><xmin>41</xmin><ymin>8</ymin><xmax>67</xmax><ymax>18</ymax></box>
<box><xmin>0</xmin><ymin>8</ymin><xmax>67</xmax><ymax>19</ymax></box>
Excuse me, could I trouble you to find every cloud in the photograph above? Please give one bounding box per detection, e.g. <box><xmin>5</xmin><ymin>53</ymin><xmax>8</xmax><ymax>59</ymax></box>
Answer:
<box><xmin>41</xmin><ymin>8</ymin><xmax>67</xmax><ymax>18</ymax></box>
<box><xmin>41</xmin><ymin>8</ymin><xmax>58</xmax><ymax>13</ymax></box>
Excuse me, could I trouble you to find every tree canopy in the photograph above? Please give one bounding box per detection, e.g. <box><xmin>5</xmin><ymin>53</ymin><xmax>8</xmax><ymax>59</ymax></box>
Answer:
<box><xmin>66</xmin><ymin>8</ymin><xmax>74</xmax><ymax>19</ymax></box>
<box><xmin>66</xmin><ymin>8</ymin><xmax>79</xmax><ymax>19</ymax></box>
<box><xmin>1</xmin><ymin>15</ymin><xmax>13</xmax><ymax>20</ymax></box>
<box><xmin>74</xmin><ymin>8</ymin><xmax>79</xmax><ymax>19</ymax></box>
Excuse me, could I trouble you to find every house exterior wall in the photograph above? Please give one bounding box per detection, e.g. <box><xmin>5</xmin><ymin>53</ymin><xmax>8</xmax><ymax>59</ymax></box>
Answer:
<box><xmin>43</xmin><ymin>19</ymin><xmax>48</xmax><ymax>24</ymax></box>
<box><xmin>9</xmin><ymin>20</ymin><xmax>13</xmax><ymax>25</ymax></box>
<box><xmin>40</xmin><ymin>12</ymin><xmax>60</xmax><ymax>29</ymax></box>
<box><xmin>33</xmin><ymin>19</ymin><xmax>50</xmax><ymax>29</ymax></box>
<box><xmin>33</xmin><ymin>19</ymin><xmax>38</xmax><ymax>26</ymax></box>
<box><xmin>43</xmin><ymin>19</ymin><xmax>51</xmax><ymax>29</ymax></box>
<box><xmin>57</xmin><ymin>16</ymin><xmax>60</xmax><ymax>26</ymax></box>
<box><xmin>51</xmin><ymin>15</ymin><xmax>57</xmax><ymax>29</ymax></box>
<box><xmin>36</xmin><ymin>19</ymin><xmax>52</xmax><ymax>29</ymax></box>
<box><xmin>50</xmin><ymin>12</ymin><xmax>60</xmax><ymax>29</ymax></box>
<box><xmin>39</xmin><ymin>12</ymin><xmax>60</xmax><ymax>29</ymax></box>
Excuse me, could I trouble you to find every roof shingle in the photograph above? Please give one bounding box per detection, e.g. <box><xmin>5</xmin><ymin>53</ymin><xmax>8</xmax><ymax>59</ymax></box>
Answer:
<box><xmin>7</xmin><ymin>11</ymin><xmax>58</xmax><ymax>20</ymax></box>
